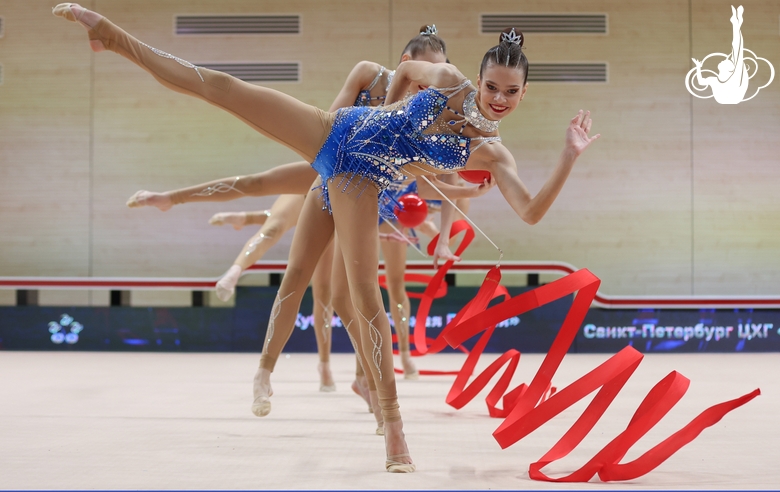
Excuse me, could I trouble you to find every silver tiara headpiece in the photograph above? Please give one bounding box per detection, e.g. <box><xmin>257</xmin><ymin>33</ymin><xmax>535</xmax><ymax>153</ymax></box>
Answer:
<box><xmin>420</xmin><ymin>25</ymin><xmax>438</xmax><ymax>36</ymax></box>
<box><xmin>501</xmin><ymin>28</ymin><xmax>523</xmax><ymax>46</ymax></box>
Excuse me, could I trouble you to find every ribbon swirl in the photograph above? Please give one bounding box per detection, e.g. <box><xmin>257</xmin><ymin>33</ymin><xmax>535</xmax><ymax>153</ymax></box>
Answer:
<box><xmin>381</xmin><ymin>220</ymin><xmax>759</xmax><ymax>482</ymax></box>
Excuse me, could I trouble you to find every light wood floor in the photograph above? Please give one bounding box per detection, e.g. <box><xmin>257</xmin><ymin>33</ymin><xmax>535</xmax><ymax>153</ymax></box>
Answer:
<box><xmin>0</xmin><ymin>351</ymin><xmax>776</xmax><ymax>489</ymax></box>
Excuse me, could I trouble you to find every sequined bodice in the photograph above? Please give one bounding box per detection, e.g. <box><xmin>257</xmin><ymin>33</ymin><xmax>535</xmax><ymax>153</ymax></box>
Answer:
<box><xmin>311</xmin><ymin>78</ymin><xmax>500</xmax><ymax>217</ymax></box>
<box><xmin>337</xmin><ymin>83</ymin><xmax>497</xmax><ymax>185</ymax></box>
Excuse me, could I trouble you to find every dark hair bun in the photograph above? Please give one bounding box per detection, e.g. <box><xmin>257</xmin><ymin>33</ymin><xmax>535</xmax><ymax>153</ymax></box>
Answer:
<box><xmin>499</xmin><ymin>27</ymin><xmax>524</xmax><ymax>48</ymax></box>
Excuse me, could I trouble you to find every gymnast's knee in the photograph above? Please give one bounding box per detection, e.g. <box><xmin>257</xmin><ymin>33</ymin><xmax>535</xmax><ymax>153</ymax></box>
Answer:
<box><xmin>311</xmin><ymin>281</ymin><xmax>332</xmax><ymax>303</ymax></box>
<box><xmin>199</xmin><ymin>67</ymin><xmax>233</xmax><ymax>92</ymax></box>
<box><xmin>259</xmin><ymin>221</ymin><xmax>285</xmax><ymax>240</ymax></box>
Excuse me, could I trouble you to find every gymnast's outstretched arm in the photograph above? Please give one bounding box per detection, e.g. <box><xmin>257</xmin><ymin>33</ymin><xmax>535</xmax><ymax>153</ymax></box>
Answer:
<box><xmin>475</xmin><ymin>111</ymin><xmax>599</xmax><ymax>225</ymax></box>
<box><xmin>415</xmin><ymin>174</ymin><xmax>494</xmax><ymax>200</ymax></box>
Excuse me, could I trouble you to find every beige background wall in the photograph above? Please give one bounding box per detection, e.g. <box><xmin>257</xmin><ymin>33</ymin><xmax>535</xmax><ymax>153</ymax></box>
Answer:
<box><xmin>0</xmin><ymin>0</ymin><xmax>778</xmax><ymax>296</ymax></box>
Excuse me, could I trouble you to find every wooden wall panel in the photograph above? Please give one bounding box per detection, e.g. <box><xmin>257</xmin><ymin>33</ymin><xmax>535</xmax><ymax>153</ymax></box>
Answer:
<box><xmin>88</xmin><ymin>0</ymin><xmax>390</xmax><ymax>277</ymax></box>
<box><xmin>691</xmin><ymin>0</ymin><xmax>780</xmax><ymax>294</ymax></box>
<box><xmin>0</xmin><ymin>0</ymin><xmax>778</xmax><ymax>296</ymax></box>
<box><xmin>0</xmin><ymin>0</ymin><xmax>92</xmax><ymax>276</ymax></box>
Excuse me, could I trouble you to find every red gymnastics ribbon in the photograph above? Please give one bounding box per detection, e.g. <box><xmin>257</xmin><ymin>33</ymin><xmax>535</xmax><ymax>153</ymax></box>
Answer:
<box><xmin>387</xmin><ymin>220</ymin><xmax>483</xmax><ymax>375</ymax></box>
<box><xmin>441</xmin><ymin>267</ymin><xmax>760</xmax><ymax>482</ymax></box>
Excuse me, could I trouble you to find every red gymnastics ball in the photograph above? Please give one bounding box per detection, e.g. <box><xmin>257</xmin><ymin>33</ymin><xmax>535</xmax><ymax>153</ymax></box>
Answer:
<box><xmin>458</xmin><ymin>170</ymin><xmax>492</xmax><ymax>184</ymax></box>
<box><xmin>394</xmin><ymin>194</ymin><xmax>428</xmax><ymax>228</ymax></box>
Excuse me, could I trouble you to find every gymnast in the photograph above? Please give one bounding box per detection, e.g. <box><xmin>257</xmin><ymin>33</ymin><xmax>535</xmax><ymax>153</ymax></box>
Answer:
<box><xmin>122</xmin><ymin>26</ymin><xmax>490</xmax><ymax>388</ymax></box>
<box><xmin>53</xmin><ymin>3</ymin><xmax>599</xmax><ymax>472</ymax></box>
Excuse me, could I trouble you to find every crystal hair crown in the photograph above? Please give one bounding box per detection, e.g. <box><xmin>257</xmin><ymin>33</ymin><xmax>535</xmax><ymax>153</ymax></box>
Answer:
<box><xmin>420</xmin><ymin>25</ymin><xmax>438</xmax><ymax>36</ymax></box>
<box><xmin>501</xmin><ymin>28</ymin><xmax>523</xmax><ymax>46</ymax></box>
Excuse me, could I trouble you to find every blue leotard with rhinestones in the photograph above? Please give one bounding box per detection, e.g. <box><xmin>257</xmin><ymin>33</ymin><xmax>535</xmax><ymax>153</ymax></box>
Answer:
<box><xmin>312</xmin><ymin>80</ymin><xmax>494</xmax><ymax>220</ymax></box>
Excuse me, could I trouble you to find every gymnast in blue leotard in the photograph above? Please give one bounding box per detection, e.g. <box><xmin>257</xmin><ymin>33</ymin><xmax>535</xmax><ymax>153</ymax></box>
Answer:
<box><xmin>55</xmin><ymin>4</ymin><xmax>600</xmax><ymax>472</ymax></box>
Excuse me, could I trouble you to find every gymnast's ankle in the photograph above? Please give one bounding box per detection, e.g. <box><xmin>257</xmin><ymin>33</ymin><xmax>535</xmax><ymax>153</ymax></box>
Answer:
<box><xmin>252</xmin><ymin>366</ymin><xmax>273</xmax><ymax>417</ymax></box>
<box><xmin>318</xmin><ymin>361</ymin><xmax>336</xmax><ymax>392</ymax></box>
<box><xmin>215</xmin><ymin>265</ymin><xmax>242</xmax><ymax>302</ymax></box>
<box><xmin>52</xmin><ymin>3</ymin><xmax>106</xmax><ymax>52</ymax></box>
<box><xmin>370</xmin><ymin>390</ymin><xmax>384</xmax><ymax>435</ymax></box>
<box><xmin>400</xmin><ymin>351</ymin><xmax>419</xmax><ymax>380</ymax></box>
<box><xmin>351</xmin><ymin>376</ymin><xmax>372</xmax><ymax>412</ymax></box>
<box><xmin>384</xmin><ymin>419</ymin><xmax>415</xmax><ymax>472</ymax></box>
<box><xmin>209</xmin><ymin>212</ymin><xmax>248</xmax><ymax>230</ymax></box>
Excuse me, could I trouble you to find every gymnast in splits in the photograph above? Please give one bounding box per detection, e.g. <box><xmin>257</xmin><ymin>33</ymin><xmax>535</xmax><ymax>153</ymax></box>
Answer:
<box><xmin>53</xmin><ymin>4</ymin><xmax>599</xmax><ymax>472</ymax></box>
<box><xmin>124</xmin><ymin>27</ymin><xmax>491</xmax><ymax>385</ymax></box>
<box><xmin>124</xmin><ymin>25</ymin><xmax>453</xmax><ymax>391</ymax></box>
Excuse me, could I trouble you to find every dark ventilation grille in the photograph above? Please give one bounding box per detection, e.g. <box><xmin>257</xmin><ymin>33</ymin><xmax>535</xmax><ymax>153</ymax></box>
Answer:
<box><xmin>527</xmin><ymin>63</ymin><xmax>607</xmax><ymax>83</ymax></box>
<box><xmin>0</xmin><ymin>17</ymin><xmax>4</xmax><ymax>38</ymax></box>
<box><xmin>481</xmin><ymin>14</ymin><xmax>607</xmax><ymax>34</ymax></box>
<box><xmin>0</xmin><ymin>64</ymin><xmax>3</xmax><ymax>85</ymax></box>
<box><xmin>176</xmin><ymin>15</ymin><xmax>300</xmax><ymax>35</ymax></box>
<box><xmin>198</xmin><ymin>62</ymin><xmax>299</xmax><ymax>82</ymax></box>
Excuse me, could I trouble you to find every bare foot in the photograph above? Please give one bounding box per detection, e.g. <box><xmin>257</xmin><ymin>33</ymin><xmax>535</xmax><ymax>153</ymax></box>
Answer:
<box><xmin>126</xmin><ymin>190</ymin><xmax>174</xmax><ymax>211</ymax></box>
<box><xmin>369</xmin><ymin>390</ymin><xmax>384</xmax><ymax>435</ymax></box>
<box><xmin>401</xmin><ymin>352</ymin><xmax>419</xmax><ymax>380</ymax></box>
<box><xmin>209</xmin><ymin>212</ymin><xmax>248</xmax><ymax>231</ymax></box>
<box><xmin>318</xmin><ymin>362</ymin><xmax>336</xmax><ymax>392</ymax></box>
<box><xmin>215</xmin><ymin>265</ymin><xmax>242</xmax><ymax>302</ymax></box>
<box><xmin>384</xmin><ymin>420</ymin><xmax>415</xmax><ymax>472</ymax></box>
<box><xmin>351</xmin><ymin>376</ymin><xmax>372</xmax><ymax>412</ymax></box>
<box><xmin>252</xmin><ymin>366</ymin><xmax>273</xmax><ymax>417</ymax></box>
<box><xmin>52</xmin><ymin>3</ymin><xmax>106</xmax><ymax>52</ymax></box>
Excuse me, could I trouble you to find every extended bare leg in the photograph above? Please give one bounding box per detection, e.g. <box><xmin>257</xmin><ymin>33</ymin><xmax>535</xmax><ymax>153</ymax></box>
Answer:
<box><xmin>329</xmin><ymin>180</ymin><xmax>414</xmax><ymax>472</ymax></box>
<box><xmin>311</xmin><ymin>239</ymin><xmax>336</xmax><ymax>391</ymax></box>
<box><xmin>379</xmin><ymin>222</ymin><xmax>418</xmax><ymax>380</ymax></box>
<box><xmin>330</xmin><ymin>239</ymin><xmax>384</xmax><ymax>432</ymax></box>
<box><xmin>54</xmin><ymin>5</ymin><xmax>332</xmax><ymax>163</ymax></box>
<box><xmin>252</xmin><ymin>185</ymin><xmax>334</xmax><ymax>417</ymax></box>
<box><xmin>216</xmin><ymin>195</ymin><xmax>305</xmax><ymax>302</ymax></box>
<box><xmin>210</xmin><ymin>210</ymin><xmax>271</xmax><ymax>231</ymax></box>
<box><xmin>127</xmin><ymin>162</ymin><xmax>317</xmax><ymax>211</ymax></box>
<box><xmin>352</xmin><ymin>353</ymin><xmax>372</xmax><ymax>413</ymax></box>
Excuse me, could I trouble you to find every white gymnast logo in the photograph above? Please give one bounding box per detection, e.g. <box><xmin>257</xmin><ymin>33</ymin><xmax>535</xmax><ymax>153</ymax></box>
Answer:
<box><xmin>685</xmin><ymin>5</ymin><xmax>774</xmax><ymax>104</ymax></box>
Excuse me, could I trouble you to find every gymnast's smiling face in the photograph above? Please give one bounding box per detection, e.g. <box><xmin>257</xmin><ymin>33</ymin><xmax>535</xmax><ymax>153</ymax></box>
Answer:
<box><xmin>476</xmin><ymin>63</ymin><xmax>528</xmax><ymax>121</ymax></box>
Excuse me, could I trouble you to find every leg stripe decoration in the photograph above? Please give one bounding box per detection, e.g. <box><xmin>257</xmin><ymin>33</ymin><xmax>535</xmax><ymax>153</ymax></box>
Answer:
<box><xmin>245</xmin><ymin>233</ymin><xmax>269</xmax><ymax>256</ymax></box>
<box><xmin>191</xmin><ymin>177</ymin><xmax>245</xmax><ymax>197</ymax></box>
<box><xmin>358</xmin><ymin>309</ymin><xmax>383</xmax><ymax>381</ymax></box>
<box><xmin>263</xmin><ymin>291</ymin><xmax>294</xmax><ymax>355</ymax></box>
<box><xmin>317</xmin><ymin>300</ymin><xmax>333</xmax><ymax>343</ymax></box>
<box><xmin>139</xmin><ymin>41</ymin><xmax>205</xmax><ymax>82</ymax></box>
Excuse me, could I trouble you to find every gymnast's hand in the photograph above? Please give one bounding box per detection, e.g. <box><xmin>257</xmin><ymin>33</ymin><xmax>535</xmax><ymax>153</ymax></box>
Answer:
<box><xmin>467</xmin><ymin>177</ymin><xmax>496</xmax><ymax>198</ymax></box>
<box><xmin>432</xmin><ymin>241</ymin><xmax>460</xmax><ymax>269</ymax></box>
<box><xmin>565</xmin><ymin>110</ymin><xmax>600</xmax><ymax>157</ymax></box>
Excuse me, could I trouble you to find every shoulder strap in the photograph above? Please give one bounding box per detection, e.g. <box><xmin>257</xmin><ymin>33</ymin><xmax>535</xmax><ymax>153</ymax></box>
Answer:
<box><xmin>365</xmin><ymin>66</ymin><xmax>386</xmax><ymax>91</ymax></box>
<box><xmin>471</xmin><ymin>136</ymin><xmax>502</xmax><ymax>152</ymax></box>
<box><xmin>431</xmin><ymin>78</ymin><xmax>472</xmax><ymax>97</ymax></box>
